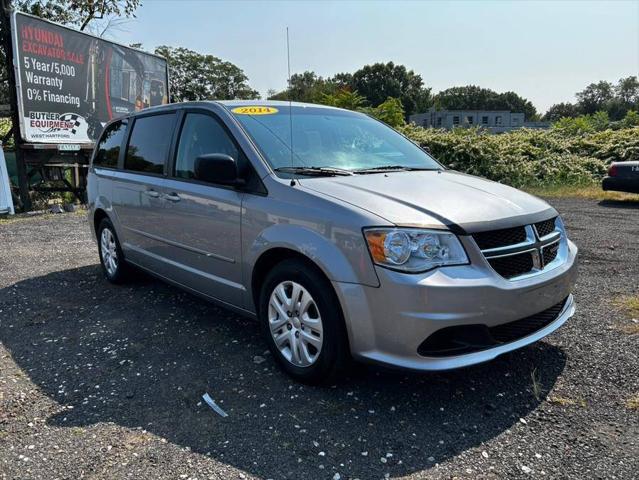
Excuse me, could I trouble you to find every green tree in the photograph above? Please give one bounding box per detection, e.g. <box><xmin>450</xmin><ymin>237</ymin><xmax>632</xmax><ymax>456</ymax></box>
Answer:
<box><xmin>576</xmin><ymin>80</ymin><xmax>615</xmax><ymax>115</ymax></box>
<box><xmin>434</xmin><ymin>85</ymin><xmax>491</xmax><ymax>110</ymax></box>
<box><xmin>154</xmin><ymin>46</ymin><xmax>259</xmax><ymax>102</ymax></box>
<box><xmin>269</xmin><ymin>71</ymin><xmax>355</xmax><ymax>103</ymax></box>
<box><xmin>351</xmin><ymin>62</ymin><xmax>431</xmax><ymax>117</ymax></box>
<box><xmin>368</xmin><ymin>97</ymin><xmax>406</xmax><ymax>128</ymax></box>
<box><xmin>497</xmin><ymin>91</ymin><xmax>538</xmax><ymax>120</ymax></box>
<box><xmin>320</xmin><ymin>89</ymin><xmax>367</xmax><ymax>110</ymax></box>
<box><xmin>434</xmin><ymin>85</ymin><xmax>538</xmax><ymax>120</ymax></box>
<box><xmin>543</xmin><ymin>102</ymin><xmax>580</xmax><ymax>121</ymax></box>
<box><xmin>606</xmin><ymin>76</ymin><xmax>639</xmax><ymax>120</ymax></box>
<box><xmin>545</xmin><ymin>77</ymin><xmax>638</xmax><ymax>121</ymax></box>
<box><xmin>330</xmin><ymin>72</ymin><xmax>354</xmax><ymax>90</ymax></box>
<box><xmin>16</xmin><ymin>0</ymin><xmax>141</xmax><ymax>30</ymax></box>
<box><xmin>269</xmin><ymin>71</ymin><xmax>327</xmax><ymax>102</ymax></box>
<box><xmin>614</xmin><ymin>76</ymin><xmax>639</xmax><ymax>105</ymax></box>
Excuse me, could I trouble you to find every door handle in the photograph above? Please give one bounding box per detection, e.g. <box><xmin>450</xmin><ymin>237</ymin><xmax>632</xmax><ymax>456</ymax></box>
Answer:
<box><xmin>164</xmin><ymin>193</ymin><xmax>181</xmax><ymax>202</ymax></box>
<box><xmin>144</xmin><ymin>189</ymin><xmax>160</xmax><ymax>198</ymax></box>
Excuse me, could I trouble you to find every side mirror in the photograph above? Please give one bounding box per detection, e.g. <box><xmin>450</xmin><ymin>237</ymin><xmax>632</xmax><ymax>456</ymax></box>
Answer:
<box><xmin>421</xmin><ymin>145</ymin><xmax>432</xmax><ymax>154</ymax></box>
<box><xmin>194</xmin><ymin>153</ymin><xmax>243</xmax><ymax>186</ymax></box>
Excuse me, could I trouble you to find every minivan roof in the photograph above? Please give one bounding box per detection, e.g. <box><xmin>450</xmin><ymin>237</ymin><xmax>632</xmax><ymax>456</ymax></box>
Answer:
<box><xmin>216</xmin><ymin>100</ymin><xmax>343</xmax><ymax>111</ymax></box>
<box><xmin>104</xmin><ymin>100</ymin><xmax>354</xmax><ymax>127</ymax></box>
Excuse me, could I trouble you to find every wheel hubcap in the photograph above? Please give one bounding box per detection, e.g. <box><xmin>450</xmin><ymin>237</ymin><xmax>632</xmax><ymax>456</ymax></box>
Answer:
<box><xmin>100</xmin><ymin>228</ymin><xmax>119</xmax><ymax>276</ymax></box>
<box><xmin>268</xmin><ymin>281</ymin><xmax>323</xmax><ymax>367</ymax></box>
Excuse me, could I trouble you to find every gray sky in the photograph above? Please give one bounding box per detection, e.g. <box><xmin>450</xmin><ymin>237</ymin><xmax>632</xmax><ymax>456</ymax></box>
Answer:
<box><xmin>114</xmin><ymin>0</ymin><xmax>639</xmax><ymax>113</ymax></box>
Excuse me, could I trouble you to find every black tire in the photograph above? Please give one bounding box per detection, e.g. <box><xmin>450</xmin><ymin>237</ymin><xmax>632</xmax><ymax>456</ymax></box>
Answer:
<box><xmin>97</xmin><ymin>218</ymin><xmax>130</xmax><ymax>284</ymax></box>
<box><xmin>259</xmin><ymin>258</ymin><xmax>350</xmax><ymax>384</ymax></box>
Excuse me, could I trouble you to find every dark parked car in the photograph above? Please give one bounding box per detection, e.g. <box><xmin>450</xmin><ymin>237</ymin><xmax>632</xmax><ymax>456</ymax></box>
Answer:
<box><xmin>602</xmin><ymin>161</ymin><xmax>639</xmax><ymax>194</ymax></box>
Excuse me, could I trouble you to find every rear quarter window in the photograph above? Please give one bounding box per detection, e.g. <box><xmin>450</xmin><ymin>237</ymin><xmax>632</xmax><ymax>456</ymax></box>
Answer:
<box><xmin>124</xmin><ymin>113</ymin><xmax>176</xmax><ymax>174</ymax></box>
<box><xmin>94</xmin><ymin>120</ymin><xmax>127</xmax><ymax>168</ymax></box>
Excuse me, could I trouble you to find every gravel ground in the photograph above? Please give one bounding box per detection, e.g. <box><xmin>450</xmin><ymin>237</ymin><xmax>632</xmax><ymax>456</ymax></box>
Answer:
<box><xmin>0</xmin><ymin>198</ymin><xmax>638</xmax><ymax>480</ymax></box>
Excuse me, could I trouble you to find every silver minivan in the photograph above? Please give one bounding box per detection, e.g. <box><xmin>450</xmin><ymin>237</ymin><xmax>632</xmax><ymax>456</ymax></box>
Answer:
<box><xmin>87</xmin><ymin>101</ymin><xmax>578</xmax><ymax>383</ymax></box>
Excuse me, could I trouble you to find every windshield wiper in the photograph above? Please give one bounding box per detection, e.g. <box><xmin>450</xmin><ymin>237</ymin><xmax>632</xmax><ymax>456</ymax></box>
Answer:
<box><xmin>274</xmin><ymin>166</ymin><xmax>354</xmax><ymax>177</ymax></box>
<box><xmin>353</xmin><ymin>165</ymin><xmax>440</xmax><ymax>174</ymax></box>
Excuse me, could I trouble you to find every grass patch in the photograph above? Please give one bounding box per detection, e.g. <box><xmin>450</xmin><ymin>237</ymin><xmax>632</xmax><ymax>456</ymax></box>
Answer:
<box><xmin>612</xmin><ymin>295</ymin><xmax>639</xmax><ymax>334</ymax></box>
<box><xmin>548</xmin><ymin>396</ymin><xmax>587</xmax><ymax>407</ymax></box>
<box><xmin>626</xmin><ymin>394</ymin><xmax>639</xmax><ymax>410</ymax></box>
<box><xmin>620</xmin><ymin>324</ymin><xmax>639</xmax><ymax>335</ymax></box>
<box><xmin>0</xmin><ymin>214</ymin><xmax>32</xmax><ymax>225</ymax></box>
<box><xmin>0</xmin><ymin>205</ymin><xmax>86</xmax><ymax>224</ymax></box>
<box><xmin>0</xmin><ymin>212</ymin><xmax>49</xmax><ymax>225</ymax></box>
<box><xmin>524</xmin><ymin>184</ymin><xmax>639</xmax><ymax>201</ymax></box>
<box><xmin>614</xmin><ymin>295</ymin><xmax>639</xmax><ymax>317</ymax></box>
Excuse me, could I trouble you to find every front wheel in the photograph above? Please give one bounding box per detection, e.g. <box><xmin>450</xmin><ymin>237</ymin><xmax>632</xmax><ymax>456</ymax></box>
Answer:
<box><xmin>259</xmin><ymin>259</ymin><xmax>350</xmax><ymax>384</ymax></box>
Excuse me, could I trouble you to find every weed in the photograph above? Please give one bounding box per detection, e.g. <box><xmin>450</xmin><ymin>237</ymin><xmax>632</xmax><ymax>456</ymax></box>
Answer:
<box><xmin>626</xmin><ymin>394</ymin><xmax>639</xmax><ymax>410</ymax></box>
<box><xmin>531</xmin><ymin>368</ymin><xmax>542</xmax><ymax>402</ymax></box>
<box><xmin>612</xmin><ymin>295</ymin><xmax>639</xmax><ymax>334</ymax></box>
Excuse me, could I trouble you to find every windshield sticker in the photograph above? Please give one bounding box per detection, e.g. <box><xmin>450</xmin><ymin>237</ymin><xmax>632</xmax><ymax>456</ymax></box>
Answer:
<box><xmin>231</xmin><ymin>106</ymin><xmax>279</xmax><ymax>115</ymax></box>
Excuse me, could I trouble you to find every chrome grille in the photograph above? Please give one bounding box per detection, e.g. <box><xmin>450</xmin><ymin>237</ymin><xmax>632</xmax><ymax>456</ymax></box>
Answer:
<box><xmin>472</xmin><ymin>219</ymin><xmax>562</xmax><ymax>280</ymax></box>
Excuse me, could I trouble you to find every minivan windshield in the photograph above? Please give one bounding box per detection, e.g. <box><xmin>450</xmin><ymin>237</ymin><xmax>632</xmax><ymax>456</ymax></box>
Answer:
<box><xmin>230</xmin><ymin>105</ymin><xmax>441</xmax><ymax>175</ymax></box>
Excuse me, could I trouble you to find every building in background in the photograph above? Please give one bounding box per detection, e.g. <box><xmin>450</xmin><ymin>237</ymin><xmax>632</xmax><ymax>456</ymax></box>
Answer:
<box><xmin>409</xmin><ymin>108</ymin><xmax>550</xmax><ymax>133</ymax></box>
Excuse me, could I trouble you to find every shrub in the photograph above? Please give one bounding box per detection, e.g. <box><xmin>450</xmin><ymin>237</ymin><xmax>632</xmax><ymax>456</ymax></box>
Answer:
<box><xmin>622</xmin><ymin>110</ymin><xmax>639</xmax><ymax>128</ymax></box>
<box><xmin>399</xmin><ymin>124</ymin><xmax>638</xmax><ymax>188</ymax></box>
<box><xmin>369</xmin><ymin>97</ymin><xmax>406</xmax><ymax>128</ymax></box>
<box><xmin>0</xmin><ymin>118</ymin><xmax>11</xmax><ymax>146</ymax></box>
<box><xmin>552</xmin><ymin>112</ymin><xmax>611</xmax><ymax>134</ymax></box>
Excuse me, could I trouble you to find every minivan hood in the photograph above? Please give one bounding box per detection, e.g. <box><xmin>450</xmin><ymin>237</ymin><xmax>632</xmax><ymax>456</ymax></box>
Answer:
<box><xmin>300</xmin><ymin>170</ymin><xmax>557</xmax><ymax>233</ymax></box>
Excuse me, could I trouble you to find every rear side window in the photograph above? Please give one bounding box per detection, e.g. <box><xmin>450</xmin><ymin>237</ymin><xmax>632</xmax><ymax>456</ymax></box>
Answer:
<box><xmin>174</xmin><ymin>113</ymin><xmax>238</xmax><ymax>180</ymax></box>
<box><xmin>125</xmin><ymin>113</ymin><xmax>176</xmax><ymax>174</ymax></box>
<box><xmin>94</xmin><ymin>120</ymin><xmax>127</xmax><ymax>168</ymax></box>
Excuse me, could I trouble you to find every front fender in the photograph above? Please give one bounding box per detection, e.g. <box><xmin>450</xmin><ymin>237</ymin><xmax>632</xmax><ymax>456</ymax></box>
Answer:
<box><xmin>245</xmin><ymin>223</ymin><xmax>380</xmax><ymax>293</ymax></box>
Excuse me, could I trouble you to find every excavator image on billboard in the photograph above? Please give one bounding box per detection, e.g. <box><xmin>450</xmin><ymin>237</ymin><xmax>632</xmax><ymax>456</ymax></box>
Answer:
<box><xmin>85</xmin><ymin>38</ymin><xmax>168</xmax><ymax>139</ymax></box>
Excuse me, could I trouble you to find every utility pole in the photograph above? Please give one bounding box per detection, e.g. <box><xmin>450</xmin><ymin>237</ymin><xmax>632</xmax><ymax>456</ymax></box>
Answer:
<box><xmin>1</xmin><ymin>0</ymin><xmax>31</xmax><ymax>211</ymax></box>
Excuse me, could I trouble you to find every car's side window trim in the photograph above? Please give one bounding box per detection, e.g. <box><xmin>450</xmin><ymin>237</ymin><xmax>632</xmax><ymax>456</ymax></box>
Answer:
<box><xmin>115</xmin><ymin>118</ymin><xmax>129</xmax><ymax>170</ymax></box>
<box><xmin>120</xmin><ymin>111</ymin><xmax>178</xmax><ymax>177</ymax></box>
<box><xmin>118</xmin><ymin>116</ymin><xmax>134</xmax><ymax>171</ymax></box>
<box><xmin>91</xmin><ymin>118</ymin><xmax>128</xmax><ymax>171</ymax></box>
<box><xmin>166</xmin><ymin>109</ymin><xmax>186</xmax><ymax>180</ymax></box>
<box><xmin>168</xmin><ymin>107</ymin><xmax>266</xmax><ymax>194</ymax></box>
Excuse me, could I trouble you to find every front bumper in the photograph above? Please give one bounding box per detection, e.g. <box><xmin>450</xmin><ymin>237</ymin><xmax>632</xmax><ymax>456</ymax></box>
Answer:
<box><xmin>333</xmin><ymin>238</ymin><xmax>578</xmax><ymax>371</ymax></box>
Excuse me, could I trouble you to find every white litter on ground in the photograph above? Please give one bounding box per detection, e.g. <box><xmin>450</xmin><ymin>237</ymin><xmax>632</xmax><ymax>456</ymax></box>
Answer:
<box><xmin>202</xmin><ymin>393</ymin><xmax>228</xmax><ymax>417</ymax></box>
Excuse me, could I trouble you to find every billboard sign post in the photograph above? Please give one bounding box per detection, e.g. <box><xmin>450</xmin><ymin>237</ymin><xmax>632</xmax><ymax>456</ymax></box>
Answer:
<box><xmin>10</xmin><ymin>11</ymin><xmax>169</xmax><ymax>144</ymax></box>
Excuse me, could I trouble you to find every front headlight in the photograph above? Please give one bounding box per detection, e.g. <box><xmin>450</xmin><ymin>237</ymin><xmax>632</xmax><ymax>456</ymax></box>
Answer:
<box><xmin>364</xmin><ymin>228</ymin><xmax>469</xmax><ymax>273</ymax></box>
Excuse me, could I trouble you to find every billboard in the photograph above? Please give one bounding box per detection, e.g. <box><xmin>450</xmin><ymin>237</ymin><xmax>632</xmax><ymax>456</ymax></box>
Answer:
<box><xmin>11</xmin><ymin>12</ymin><xmax>169</xmax><ymax>144</ymax></box>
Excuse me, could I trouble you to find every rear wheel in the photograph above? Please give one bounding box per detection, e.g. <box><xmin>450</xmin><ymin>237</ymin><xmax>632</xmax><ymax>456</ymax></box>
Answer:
<box><xmin>97</xmin><ymin>218</ymin><xmax>130</xmax><ymax>284</ymax></box>
<box><xmin>259</xmin><ymin>258</ymin><xmax>349</xmax><ymax>384</ymax></box>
